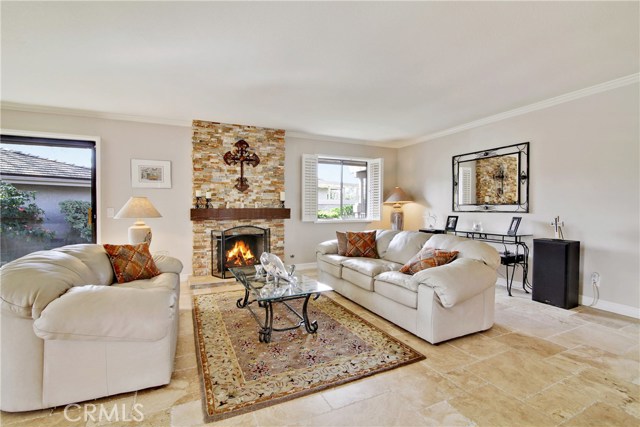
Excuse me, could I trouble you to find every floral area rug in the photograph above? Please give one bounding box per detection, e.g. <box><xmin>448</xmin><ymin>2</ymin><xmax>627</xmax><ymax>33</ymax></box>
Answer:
<box><xmin>192</xmin><ymin>290</ymin><xmax>425</xmax><ymax>422</ymax></box>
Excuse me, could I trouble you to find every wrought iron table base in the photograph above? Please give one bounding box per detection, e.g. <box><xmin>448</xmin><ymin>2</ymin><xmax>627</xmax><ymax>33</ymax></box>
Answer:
<box><xmin>236</xmin><ymin>288</ymin><xmax>320</xmax><ymax>343</ymax></box>
<box><xmin>504</xmin><ymin>262</ymin><xmax>532</xmax><ymax>296</ymax></box>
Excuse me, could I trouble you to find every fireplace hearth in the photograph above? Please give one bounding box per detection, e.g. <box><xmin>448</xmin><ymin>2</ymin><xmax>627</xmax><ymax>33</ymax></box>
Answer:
<box><xmin>212</xmin><ymin>226</ymin><xmax>270</xmax><ymax>278</ymax></box>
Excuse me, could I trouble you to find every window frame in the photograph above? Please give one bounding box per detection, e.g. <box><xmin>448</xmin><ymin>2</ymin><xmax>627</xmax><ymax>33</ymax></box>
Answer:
<box><xmin>1</xmin><ymin>129</ymin><xmax>101</xmax><ymax>242</ymax></box>
<box><xmin>301</xmin><ymin>154</ymin><xmax>383</xmax><ymax>223</ymax></box>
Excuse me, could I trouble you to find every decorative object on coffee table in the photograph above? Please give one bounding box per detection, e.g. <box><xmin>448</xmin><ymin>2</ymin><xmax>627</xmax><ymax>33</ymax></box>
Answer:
<box><xmin>192</xmin><ymin>290</ymin><xmax>424</xmax><ymax>422</ymax></box>
<box><xmin>259</xmin><ymin>252</ymin><xmax>292</xmax><ymax>284</ymax></box>
<box><xmin>223</xmin><ymin>139</ymin><xmax>260</xmax><ymax>192</ymax></box>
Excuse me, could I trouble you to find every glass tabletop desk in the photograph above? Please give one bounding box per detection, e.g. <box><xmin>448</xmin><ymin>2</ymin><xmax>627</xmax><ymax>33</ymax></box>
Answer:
<box><xmin>228</xmin><ymin>266</ymin><xmax>332</xmax><ymax>343</ymax></box>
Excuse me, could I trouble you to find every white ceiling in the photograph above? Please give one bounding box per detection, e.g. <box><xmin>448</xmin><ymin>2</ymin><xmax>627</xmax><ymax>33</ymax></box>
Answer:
<box><xmin>1</xmin><ymin>2</ymin><xmax>638</xmax><ymax>145</ymax></box>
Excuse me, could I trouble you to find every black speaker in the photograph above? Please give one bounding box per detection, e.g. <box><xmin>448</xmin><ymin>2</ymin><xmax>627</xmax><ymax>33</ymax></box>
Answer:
<box><xmin>532</xmin><ymin>239</ymin><xmax>580</xmax><ymax>309</ymax></box>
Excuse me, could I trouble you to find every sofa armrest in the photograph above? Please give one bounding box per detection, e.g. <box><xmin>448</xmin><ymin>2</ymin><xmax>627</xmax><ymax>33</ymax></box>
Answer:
<box><xmin>153</xmin><ymin>254</ymin><xmax>183</xmax><ymax>274</ymax></box>
<box><xmin>316</xmin><ymin>239</ymin><xmax>338</xmax><ymax>255</ymax></box>
<box><xmin>33</xmin><ymin>285</ymin><xmax>175</xmax><ymax>341</ymax></box>
<box><xmin>412</xmin><ymin>258</ymin><xmax>497</xmax><ymax>308</ymax></box>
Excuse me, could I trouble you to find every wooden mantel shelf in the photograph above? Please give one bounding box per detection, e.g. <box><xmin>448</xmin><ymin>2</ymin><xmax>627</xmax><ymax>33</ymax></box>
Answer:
<box><xmin>190</xmin><ymin>208</ymin><xmax>291</xmax><ymax>221</ymax></box>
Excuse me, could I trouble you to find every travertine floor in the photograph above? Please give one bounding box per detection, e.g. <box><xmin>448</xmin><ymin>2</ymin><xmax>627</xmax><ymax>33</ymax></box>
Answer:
<box><xmin>2</xmin><ymin>272</ymin><xmax>639</xmax><ymax>427</ymax></box>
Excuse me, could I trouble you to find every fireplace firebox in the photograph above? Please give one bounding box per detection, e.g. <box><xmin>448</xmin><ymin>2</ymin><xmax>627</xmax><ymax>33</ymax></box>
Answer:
<box><xmin>211</xmin><ymin>226</ymin><xmax>270</xmax><ymax>278</ymax></box>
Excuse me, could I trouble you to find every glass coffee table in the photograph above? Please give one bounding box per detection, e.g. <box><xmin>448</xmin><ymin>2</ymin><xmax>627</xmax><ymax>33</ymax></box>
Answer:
<box><xmin>228</xmin><ymin>266</ymin><xmax>332</xmax><ymax>343</ymax></box>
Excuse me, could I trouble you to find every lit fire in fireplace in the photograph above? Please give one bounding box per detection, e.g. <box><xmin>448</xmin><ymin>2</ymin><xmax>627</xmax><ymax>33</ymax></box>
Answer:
<box><xmin>226</xmin><ymin>240</ymin><xmax>256</xmax><ymax>266</ymax></box>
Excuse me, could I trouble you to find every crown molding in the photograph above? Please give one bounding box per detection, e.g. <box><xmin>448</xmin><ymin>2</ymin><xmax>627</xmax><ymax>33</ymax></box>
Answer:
<box><xmin>3</xmin><ymin>73</ymin><xmax>637</xmax><ymax>148</ymax></box>
<box><xmin>285</xmin><ymin>131</ymin><xmax>387</xmax><ymax>147</ymax></box>
<box><xmin>0</xmin><ymin>102</ymin><xmax>192</xmax><ymax>128</ymax></box>
<box><xmin>391</xmin><ymin>73</ymin><xmax>640</xmax><ymax>148</ymax></box>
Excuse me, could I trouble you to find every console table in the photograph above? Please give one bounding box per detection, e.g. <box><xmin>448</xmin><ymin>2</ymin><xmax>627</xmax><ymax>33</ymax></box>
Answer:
<box><xmin>453</xmin><ymin>230</ymin><xmax>532</xmax><ymax>296</ymax></box>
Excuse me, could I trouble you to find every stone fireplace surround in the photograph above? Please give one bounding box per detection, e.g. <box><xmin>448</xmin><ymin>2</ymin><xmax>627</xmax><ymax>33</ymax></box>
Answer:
<box><xmin>191</xmin><ymin>120</ymin><xmax>287</xmax><ymax>277</ymax></box>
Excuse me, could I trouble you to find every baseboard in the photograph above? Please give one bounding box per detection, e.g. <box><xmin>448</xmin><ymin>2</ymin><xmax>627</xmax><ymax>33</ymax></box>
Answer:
<box><xmin>294</xmin><ymin>262</ymin><xmax>317</xmax><ymax>271</ymax></box>
<box><xmin>496</xmin><ymin>279</ymin><xmax>640</xmax><ymax>319</ymax></box>
<box><xmin>579</xmin><ymin>295</ymin><xmax>640</xmax><ymax>319</ymax></box>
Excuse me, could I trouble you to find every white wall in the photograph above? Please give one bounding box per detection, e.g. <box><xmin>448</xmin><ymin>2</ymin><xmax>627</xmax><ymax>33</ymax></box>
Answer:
<box><xmin>1</xmin><ymin>110</ymin><xmax>194</xmax><ymax>274</ymax></box>
<box><xmin>284</xmin><ymin>135</ymin><xmax>397</xmax><ymax>264</ymax></box>
<box><xmin>397</xmin><ymin>84</ymin><xmax>639</xmax><ymax>314</ymax></box>
<box><xmin>0</xmin><ymin>110</ymin><xmax>397</xmax><ymax>272</ymax></box>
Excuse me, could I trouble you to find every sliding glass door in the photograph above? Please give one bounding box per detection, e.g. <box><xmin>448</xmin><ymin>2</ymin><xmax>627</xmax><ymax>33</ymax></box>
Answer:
<box><xmin>0</xmin><ymin>134</ymin><xmax>96</xmax><ymax>265</ymax></box>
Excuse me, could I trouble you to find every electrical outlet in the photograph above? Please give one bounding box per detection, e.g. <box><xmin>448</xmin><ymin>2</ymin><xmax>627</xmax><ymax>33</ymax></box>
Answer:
<box><xmin>591</xmin><ymin>272</ymin><xmax>601</xmax><ymax>287</ymax></box>
<box><xmin>106</xmin><ymin>207</ymin><xmax>115</xmax><ymax>218</ymax></box>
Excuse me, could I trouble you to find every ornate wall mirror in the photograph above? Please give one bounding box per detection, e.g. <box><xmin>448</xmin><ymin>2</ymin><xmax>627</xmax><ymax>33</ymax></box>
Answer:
<box><xmin>452</xmin><ymin>142</ymin><xmax>529</xmax><ymax>212</ymax></box>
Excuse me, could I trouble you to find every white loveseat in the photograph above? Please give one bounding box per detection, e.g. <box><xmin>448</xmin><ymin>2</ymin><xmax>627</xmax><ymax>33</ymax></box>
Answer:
<box><xmin>0</xmin><ymin>244</ymin><xmax>183</xmax><ymax>412</ymax></box>
<box><xmin>316</xmin><ymin>231</ymin><xmax>500</xmax><ymax>344</ymax></box>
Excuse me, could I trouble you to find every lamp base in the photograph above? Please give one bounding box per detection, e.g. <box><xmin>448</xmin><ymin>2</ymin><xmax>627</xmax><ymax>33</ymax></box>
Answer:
<box><xmin>390</xmin><ymin>211</ymin><xmax>404</xmax><ymax>231</ymax></box>
<box><xmin>128</xmin><ymin>222</ymin><xmax>152</xmax><ymax>245</ymax></box>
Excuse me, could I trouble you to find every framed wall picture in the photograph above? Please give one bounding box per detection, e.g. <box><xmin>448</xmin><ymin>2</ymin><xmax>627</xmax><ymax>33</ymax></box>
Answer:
<box><xmin>131</xmin><ymin>159</ymin><xmax>172</xmax><ymax>188</ymax></box>
<box><xmin>507</xmin><ymin>216</ymin><xmax>522</xmax><ymax>236</ymax></box>
<box><xmin>445</xmin><ymin>215</ymin><xmax>459</xmax><ymax>231</ymax></box>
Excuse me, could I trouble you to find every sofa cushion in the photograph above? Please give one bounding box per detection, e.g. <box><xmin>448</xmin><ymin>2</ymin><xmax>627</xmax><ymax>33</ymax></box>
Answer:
<box><xmin>375</xmin><ymin>230</ymin><xmax>401</xmax><ymax>258</ymax></box>
<box><xmin>413</xmin><ymin>258</ymin><xmax>498</xmax><ymax>307</ymax></box>
<box><xmin>345</xmin><ymin>231</ymin><xmax>378</xmax><ymax>258</ymax></box>
<box><xmin>399</xmin><ymin>248</ymin><xmax>459</xmax><ymax>275</ymax></box>
<box><xmin>374</xmin><ymin>281</ymin><xmax>418</xmax><ymax>309</ymax></box>
<box><xmin>336</xmin><ymin>232</ymin><xmax>348</xmax><ymax>256</ymax></box>
<box><xmin>341</xmin><ymin>258</ymin><xmax>399</xmax><ymax>277</ymax></box>
<box><xmin>318</xmin><ymin>253</ymin><xmax>349</xmax><ymax>267</ymax></box>
<box><xmin>383</xmin><ymin>231</ymin><xmax>431</xmax><ymax>264</ymax></box>
<box><xmin>317</xmin><ymin>254</ymin><xmax>347</xmax><ymax>278</ymax></box>
<box><xmin>33</xmin><ymin>285</ymin><xmax>174</xmax><ymax>341</ymax></box>
<box><xmin>425</xmin><ymin>235</ymin><xmax>501</xmax><ymax>270</ymax></box>
<box><xmin>153</xmin><ymin>254</ymin><xmax>184</xmax><ymax>275</ymax></box>
<box><xmin>0</xmin><ymin>250</ymin><xmax>101</xmax><ymax>319</ymax></box>
<box><xmin>316</xmin><ymin>239</ymin><xmax>338</xmax><ymax>255</ymax></box>
<box><xmin>375</xmin><ymin>271</ymin><xmax>419</xmax><ymax>293</ymax></box>
<box><xmin>119</xmin><ymin>272</ymin><xmax>180</xmax><ymax>291</ymax></box>
<box><xmin>341</xmin><ymin>268</ymin><xmax>375</xmax><ymax>291</ymax></box>
<box><xmin>103</xmin><ymin>243</ymin><xmax>161</xmax><ymax>284</ymax></box>
<box><xmin>53</xmin><ymin>244</ymin><xmax>114</xmax><ymax>285</ymax></box>
<box><xmin>341</xmin><ymin>258</ymin><xmax>399</xmax><ymax>291</ymax></box>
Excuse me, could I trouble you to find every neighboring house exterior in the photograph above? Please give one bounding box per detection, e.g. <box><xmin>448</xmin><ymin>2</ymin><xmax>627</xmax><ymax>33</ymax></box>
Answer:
<box><xmin>0</xmin><ymin>148</ymin><xmax>91</xmax><ymax>240</ymax></box>
<box><xmin>317</xmin><ymin>179</ymin><xmax>362</xmax><ymax>213</ymax></box>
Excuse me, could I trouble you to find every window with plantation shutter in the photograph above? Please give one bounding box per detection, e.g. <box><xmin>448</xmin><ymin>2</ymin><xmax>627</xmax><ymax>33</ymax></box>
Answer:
<box><xmin>301</xmin><ymin>154</ymin><xmax>318</xmax><ymax>222</ymax></box>
<box><xmin>367</xmin><ymin>158</ymin><xmax>382</xmax><ymax>221</ymax></box>
<box><xmin>301</xmin><ymin>154</ymin><xmax>383</xmax><ymax>222</ymax></box>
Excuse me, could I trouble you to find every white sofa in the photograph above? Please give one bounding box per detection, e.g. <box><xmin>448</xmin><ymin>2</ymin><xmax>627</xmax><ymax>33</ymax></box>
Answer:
<box><xmin>316</xmin><ymin>231</ymin><xmax>500</xmax><ymax>344</ymax></box>
<box><xmin>0</xmin><ymin>244</ymin><xmax>183</xmax><ymax>412</ymax></box>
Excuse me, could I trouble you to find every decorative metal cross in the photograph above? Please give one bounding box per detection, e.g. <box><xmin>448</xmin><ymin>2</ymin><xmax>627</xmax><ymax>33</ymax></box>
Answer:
<box><xmin>223</xmin><ymin>139</ymin><xmax>260</xmax><ymax>192</ymax></box>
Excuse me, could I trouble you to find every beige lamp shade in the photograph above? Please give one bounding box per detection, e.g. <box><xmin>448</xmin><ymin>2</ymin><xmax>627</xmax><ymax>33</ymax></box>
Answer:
<box><xmin>384</xmin><ymin>187</ymin><xmax>413</xmax><ymax>206</ymax></box>
<box><xmin>114</xmin><ymin>197</ymin><xmax>162</xmax><ymax>245</ymax></box>
<box><xmin>383</xmin><ymin>187</ymin><xmax>413</xmax><ymax>231</ymax></box>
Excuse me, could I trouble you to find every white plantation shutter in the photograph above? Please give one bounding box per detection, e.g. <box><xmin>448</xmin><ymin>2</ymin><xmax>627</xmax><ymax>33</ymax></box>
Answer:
<box><xmin>460</xmin><ymin>167</ymin><xmax>472</xmax><ymax>204</ymax></box>
<box><xmin>367</xmin><ymin>158</ymin><xmax>383</xmax><ymax>221</ymax></box>
<box><xmin>301</xmin><ymin>154</ymin><xmax>318</xmax><ymax>222</ymax></box>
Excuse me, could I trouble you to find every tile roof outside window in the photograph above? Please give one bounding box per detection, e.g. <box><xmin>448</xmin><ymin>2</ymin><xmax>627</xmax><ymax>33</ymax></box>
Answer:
<box><xmin>0</xmin><ymin>148</ymin><xmax>91</xmax><ymax>180</ymax></box>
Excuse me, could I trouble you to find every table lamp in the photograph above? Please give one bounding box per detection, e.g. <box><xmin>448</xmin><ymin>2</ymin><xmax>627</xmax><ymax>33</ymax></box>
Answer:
<box><xmin>384</xmin><ymin>187</ymin><xmax>413</xmax><ymax>231</ymax></box>
<box><xmin>114</xmin><ymin>196</ymin><xmax>162</xmax><ymax>245</ymax></box>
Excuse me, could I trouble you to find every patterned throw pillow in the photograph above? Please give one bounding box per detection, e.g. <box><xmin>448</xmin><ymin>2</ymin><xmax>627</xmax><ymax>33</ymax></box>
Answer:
<box><xmin>345</xmin><ymin>231</ymin><xmax>379</xmax><ymax>258</ymax></box>
<box><xmin>399</xmin><ymin>248</ymin><xmax>459</xmax><ymax>275</ymax></box>
<box><xmin>103</xmin><ymin>243</ymin><xmax>161</xmax><ymax>284</ymax></box>
<box><xmin>336</xmin><ymin>231</ymin><xmax>348</xmax><ymax>256</ymax></box>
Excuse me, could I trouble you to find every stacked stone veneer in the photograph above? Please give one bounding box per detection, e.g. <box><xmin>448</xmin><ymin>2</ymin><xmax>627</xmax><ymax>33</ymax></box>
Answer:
<box><xmin>192</xmin><ymin>120</ymin><xmax>286</xmax><ymax>276</ymax></box>
<box><xmin>476</xmin><ymin>156</ymin><xmax>518</xmax><ymax>205</ymax></box>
